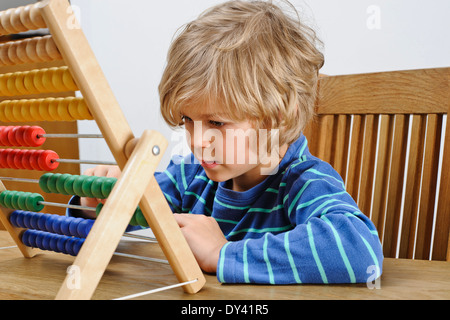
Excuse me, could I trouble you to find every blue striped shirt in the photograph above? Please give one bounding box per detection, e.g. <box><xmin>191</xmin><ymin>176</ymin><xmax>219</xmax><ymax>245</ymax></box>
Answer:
<box><xmin>155</xmin><ymin>134</ymin><xmax>383</xmax><ymax>284</ymax></box>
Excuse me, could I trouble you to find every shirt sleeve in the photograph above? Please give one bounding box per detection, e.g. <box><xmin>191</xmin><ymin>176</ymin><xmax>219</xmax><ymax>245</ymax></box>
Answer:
<box><xmin>217</xmin><ymin>160</ymin><xmax>384</xmax><ymax>284</ymax></box>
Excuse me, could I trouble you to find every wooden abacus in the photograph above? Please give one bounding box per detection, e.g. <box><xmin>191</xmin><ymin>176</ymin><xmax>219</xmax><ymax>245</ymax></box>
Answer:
<box><xmin>0</xmin><ymin>0</ymin><xmax>205</xmax><ymax>299</ymax></box>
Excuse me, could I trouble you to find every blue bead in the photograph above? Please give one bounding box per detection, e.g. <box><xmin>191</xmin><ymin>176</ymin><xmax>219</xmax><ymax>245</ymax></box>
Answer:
<box><xmin>41</xmin><ymin>232</ymin><xmax>53</xmax><ymax>251</ymax></box>
<box><xmin>34</xmin><ymin>230</ymin><xmax>45</xmax><ymax>249</ymax></box>
<box><xmin>69</xmin><ymin>218</ymin><xmax>83</xmax><ymax>237</ymax></box>
<box><xmin>57</xmin><ymin>236</ymin><xmax>69</xmax><ymax>253</ymax></box>
<box><xmin>45</xmin><ymin>215</ymin><xmax>59</xmax><ymax>233</ymax></box>
<box><xmin>22</xmin><ymin>230</ymin><xmax>31</xmax><ymax>246</ymax></box>
<box><xmin>77</xmin><ymin>219</ymin><xmax>94</xmax><ymax>238</ymax></box>
<box><xmin>21</xmin><ymin>211</ymin><xmax>33</xmax><ymax>229</ymax></box>
<box><xmin>51</xmin><ymin>215</ymin><xmax>65</xmax><ymax>235</ymax></box>
<box><xmin>9</xmin><ymin>211</ymin><xmax>19</xmax><ymax>227</ymax></box>
<box><xmin>37</xmin><ymin>213</ymin><xmax>49</xmax><ymax>230</ymax></box>
<box><xmin>60</xmin><ymin>217</ymin><xmax>72</xmax><ymax>236</ymax></box>
<box><xmin>29</xmin><ymin>212</ymin><xmax>40</xmax><ymax>230</ymax></box>
<box><xmin>48</xmin><ymin>234</ymin><xmax>60</xmax><ymax>252</ymax></box>
<box><xmin>15</xmin><ymin>211</ymin><xmax>25</xmax><ymax>228</ymax></box>
<box><xmin>72</xmin><ymin>238</ymin><xmax>84</xmax><ymax>256</ymax></box>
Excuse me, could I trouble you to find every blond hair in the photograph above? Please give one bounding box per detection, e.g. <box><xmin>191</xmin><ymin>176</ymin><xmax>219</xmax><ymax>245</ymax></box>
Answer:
<box><xmin>159</xmin><ymin>0</ymin><xmax>324</xmax><ymax>147</ymax></box>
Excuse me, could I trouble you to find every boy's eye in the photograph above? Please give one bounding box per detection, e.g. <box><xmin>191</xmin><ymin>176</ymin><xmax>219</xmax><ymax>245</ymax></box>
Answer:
<box><xmin>209</xmin><ymin>120</ymin><xmax>225</xmax><ymax>127</ymax></box>
<box><xmin>182</xmin><ymin>115</ymin><xmax>193</xmax><ymax>123</ymax></box>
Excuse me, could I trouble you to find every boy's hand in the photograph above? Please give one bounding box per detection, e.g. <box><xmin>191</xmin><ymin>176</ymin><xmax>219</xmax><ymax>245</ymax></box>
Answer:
<box><xmin>173</xmin><ymin>214</ymin><xmax>227</xmax><ymax>274</ymax></box>
<box><xmin>80</xmin><ymin>165</ymin><xmax>121</xmax><ymax>209</ymax></box>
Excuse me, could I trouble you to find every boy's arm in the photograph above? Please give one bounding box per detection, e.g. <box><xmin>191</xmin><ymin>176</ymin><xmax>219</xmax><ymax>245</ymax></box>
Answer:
<box><xmin>217</xmin><ymin>164</ymin><xmax>384</xmax><ymax>284</ymax></box>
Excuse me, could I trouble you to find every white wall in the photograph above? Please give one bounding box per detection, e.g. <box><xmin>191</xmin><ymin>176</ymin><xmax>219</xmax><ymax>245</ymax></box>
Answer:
<box><xmin>70</xmin><ymin>0</ymin><xmax>450</xmax><ymax>172</ymax></box>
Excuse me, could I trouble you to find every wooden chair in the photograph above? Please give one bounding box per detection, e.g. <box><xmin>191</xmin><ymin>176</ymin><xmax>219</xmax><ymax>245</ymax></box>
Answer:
<box><xmin>303</xmin><ymin>67</ymin><xmax>449</xmax><ymax>261</ymax></box>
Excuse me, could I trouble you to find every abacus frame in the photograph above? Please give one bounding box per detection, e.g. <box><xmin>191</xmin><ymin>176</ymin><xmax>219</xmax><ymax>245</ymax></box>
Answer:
<box><xmin>0</xmin><ymin>0</ymin><xmax>205</xmax><ymax>299</ymax></box>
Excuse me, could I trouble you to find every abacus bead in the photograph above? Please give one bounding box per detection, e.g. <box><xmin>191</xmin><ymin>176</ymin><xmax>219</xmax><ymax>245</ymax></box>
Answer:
<box><xmin>22</xmin><ymin>230</ymin><xmax>32</xmax><ymax>247</ymax></box>
<box><xmin>9</xmin><ymin>210</ymin><xmax>19</xmax><ymax>227</ymax></box>
<box><xmin>15</xmin><ymin>150</ymin><xmax>28</xmax><ymax>169</ymax></box>
<box><xmin>29</xmin><ymin>211</ymin><xmax>40</xmax><ymax>229</ymax></box>
<box><xmin>60</xmin><ymin>216</ymin><xmax>72</xmax><ymax>236</ymax></box>
<box><xmin>48</xmin><ymin>234</ymin><xmax>60</xmax><ymax>252</ymax></box>
<box><xmin>11</xmin><ymin>191</ymin><xmax>21</xmax><ymax>209</ymax></box>
<box><xmin>44</xmin><ymin>214</ymin><xmax>57</xmax><ymax>233</ymax></box>
<box><xmin>56</xmin><ymin>173</ymin><xmax>71</xmax><ymax>195</ymax></box>
<box><xmin>135</xmin><ymin>208</ymin><xmax>148</xmax><ymax>227</ymax></box>
<box><xmin>17</xmin><ymin>192</ymin><xmax>30</xmax><ymax>211</ymax></box>
<box><xmin>73</xmin><ymin>176</ymin><xmax>86</xmax><ymax>197</ymax></box>
<box><xmin>21</xmin><ymin>211</ymin><xmax>33</xmax><ymax>228</ymax></box>
<box><xmin>38</xmin><ymin>150</ymin><xmax>59</xmax><ymax>171</ymax></box>
<box><xmin>77</xmin><ymin>219</ymin><xmax>94</xmax><ymax>238</ymax></box>
<box><xmin>14</xmin><ymin>125</ymin><xmax>28</xmax><ymax>146</ymax></box>
<box><xmin>72</xmin><ymin>238</ymin><xmax>84</xmax><ymax>256</ymax></box>
<box><xmin>29</xmin><ymin>150</ymin><xmax>45</xmax><ymax>171</ymax></box>
<box><xmin>41</xmin><ymin>232</ymin><xmax>52</xmax><ymax>250</ymax></box>
<box><xmin>81</xmin><ymin>176</ymin><xmax>96</xmax><ymax>198</ymax></box>
<box><xmin>46</xmin><ymin>173</ymin><xmax>60</xmax><ymax>193</ymax></box>
<box><xmin>129</xmin><ymin>211</ymin><xmax>138</xmax><ymax>226</ymax></box>
<box><xmin>39</xmin><ymin>173</ymin><xmax>52</xmax><ymax>193</ymax></box>
<box><xmin>0</xmin><ymin>149</ymin><xmax>9</xmax><ymax>168</ymax></box>
<box><xmin>34</xmin><ymin>230</ymin><xmax>44</xmax><ymax>249</ymax></box>
<box><xmin>21</xmin><ymin>149</ymin><xmax>34</xmax><ymax>170</ymax></box>
<box><xmin>7</xmin><ymin>126</ymin><xmax>19</xmax><ymax>146</ymax></box>
<box><xmin>24</xmin><ymin>125</ymin><xmax>45</xmax><ymax>147</ymax></box>
<box><xmin>0</xmin><ymin>191</ymin><xmax>5</xmax><ymax>207</ymax></box>
<box><xmin>37</xmin><ymin>213</ymin><xmax>50</xmax><ymax>230</ymax></box>
<box><xmin>101</xmin><ymin>178</ymin><xmax>117</xmax><ymax>198</ymax></box>
<box><xmin>56</xmin><ymin>236</ymin><xmax>69</xmax><ymax>253</ymax></box>
<box><xmin>65</xmin><ymin>237</ymin><xmax>78</xmax><ymax>256</ymax></box>
<box><xmin>69</xmin><ymin>218</ymin><xmax>83</xmax><ymax>237</ymax></box>
<box><xmin>3</xmin><ymin>191</ymin><xmax>15</xmax><ymax>209</ymax></box>
<box><xmin>63</xmin><ymin>174</ymin><xmax>78</xmax><ymax>195</ymax></box>
<box><xmin>91</xmin><ymin>178</ymin><xmax>104</xmax><ymax>199</ymax></box>
<box><xmin>51</xmin><ymin>215</ymin><xmax>66</xmax><ymax>234</ymax></box>
<box><xmin>6</xmin><ymin>149</ymin><xmax>20</xmax><ymax>169</ymax></box>
<box><xmin>95</xmin><ymin>203</ymin><xmax>103</xmax><ymax>216</ymax></box>
<box><xmin>25</xmin><ymin>193</ymin><xmax>44</xmax><ymax>212</ymax></box>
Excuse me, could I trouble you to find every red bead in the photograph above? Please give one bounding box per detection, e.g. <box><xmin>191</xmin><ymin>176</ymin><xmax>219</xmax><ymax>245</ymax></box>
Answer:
<box><xmin>1</xmin><ymin>127</ymin><xmax>15</xmax><ymax>146</ymax></box>
<box><xmin>38</xmin><ymin>150</ymin><xmax>59</xmax><ymax>171</ymax></box>
<box><xmin>6</xmin><ymin>149</ymin><xmax>20</xmax><ymax>169</ymax></box>
<box><xmin>15</xmin><ymin>150</ymin><xmax>28</xmax><ymax>169</ymax></box>
<box><xmin>7</xmin><ymin>127</ymin><xmax>20</xmax><ymax>146</ymax></box>
<box><xmin>30</xmin><ymin>150</ymin><xmax>45</xmax><ymax>171</ymax></box>
<box><xmin>14</xmin><ymin>126</ymin><xmax>29</xmax><ymax>147</ymax></box>
<box><xmin>21</xmin><ymin>150</ymin><xmax>34</xmax><ymax>170</ymax></box>
<box><xmin>0</xmin><ymin>149</ymin><xmax>8</xmax><ymax>168</ymax></box>
<box><xmin>24</xmin><ymin>126</ymin><xmax>46</xmax><ymax>147</ymax></box>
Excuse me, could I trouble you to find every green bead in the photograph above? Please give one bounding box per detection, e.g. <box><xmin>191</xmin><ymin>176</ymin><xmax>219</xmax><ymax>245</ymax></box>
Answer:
<box><xmin>39</xmin><ymin>173</ymin><xmax>52</xmax><ymax>193</ymax></box>
<box><xmin>25</xmin><ymin>193</ymin><xmax>44</xmax><ymax>212</ymax></box>
<box><xmin>90</xmin><ymin>177</ymin><xmax>104</xmax><ymax>199</ymax></box>
<box><xmin>56</xmin><ymin>174</ymin><xmax>72</xmax><ymax>195</ymax></box>
<box><xmin>47</xmin><ymin>173</ymin><xmax>61</xmax><ymax>193</ymax></box>
<box><xmin>63</xmin><ymin>175</ymin><xmax>78</xmax><ymax>195</ymax></box>
<box><xmin>95</xmin><ymin>203</ymin><xmax>103</xmax><ymax>216</ymax></box>
<box><xmin>101</xmin><ymin>178</ymin><xmax>116</xmax><ymax>198</ymax></box>
<box><xmin>73</xmin><ymin>175</ymin><xmax>86</xmax><ymax>197</ymax></box>
<box><xmin>81</xmin><ymin>176</ymin><xmax>96</xmax><ymax>198</ymax></box>
<box><xmin>18</xmin><ymin>192</ymin><xmax>31</xmax><ymax>210</ymax></box>
<box><xmin>3</xmin><ymin>191</ymin><xmax>15</xmax><ymax>209</ymax></box>
<box><xmin>134</xmin><ymin>207</ymin><xmax>148</xmax><ymax>227</ymax></box>
<box><xmin>0</xmin><ymin>191</ymin><xmax>6</xmax><ymax>208</ymax></box>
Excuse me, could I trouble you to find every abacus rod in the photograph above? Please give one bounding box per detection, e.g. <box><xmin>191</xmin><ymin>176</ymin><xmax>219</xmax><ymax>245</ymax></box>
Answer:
<box><xmin>39</xmin><ymin>200</ymin><xmax>97</xmax><ymax>212</ymax></box>
<box><xmin>113</xmin><ymin>278</ymin><xmax>199</xmax><ymax>300</ymax></box>
<box><xmin>0</xmin><ymin>177</ymin><xmax>39</xmax><ymax>184</ymax></box>
<box><xmin>54</xmin><ymin>159</ymin><xmax>117</xmax><ymax>165</ymax></box>
<box><xmin>40</xmin><ymin>134</ymin><xmax>104</xmax><ymax>139</ymax></box>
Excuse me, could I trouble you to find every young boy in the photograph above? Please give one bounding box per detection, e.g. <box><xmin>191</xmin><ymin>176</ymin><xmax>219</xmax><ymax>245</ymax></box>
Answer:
<box><xmin>76</xmin><ymin>0</ymin><xmax>383</xmax><ymax>284</ymax></box>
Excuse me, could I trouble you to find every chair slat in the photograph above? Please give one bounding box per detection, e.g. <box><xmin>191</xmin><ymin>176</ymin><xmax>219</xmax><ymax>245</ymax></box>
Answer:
<box><xmin>383</xmin><ymin>115</ymin><xmax>409</xmax><ymax>257</ymax></box>
<box><xmin>415</xmin><ymin>114</ymin><xmax>442</xmax><ymax>259</ymax></box>
<box><xmin>346</xmin><ymin>115</ymin><xmax>364</xmax><ymax>200</ymax></box>
<box><xmin>358</xmin><ymin>115</ymin><xmax>378</xmax><ymax>218</ymax></box>
<box><xmin>399</xmin><ymin>115</ymin><xmax>426</xmax><ymax>259</ymax></box>
<box><xmin>372</xmin><ymin>115</ymin><xmax>394</xmax><ymax>244</ymax></box>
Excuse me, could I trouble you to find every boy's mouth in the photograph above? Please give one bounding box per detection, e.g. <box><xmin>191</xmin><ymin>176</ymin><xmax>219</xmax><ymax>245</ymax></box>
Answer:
<box><xmin>201</xmin><ymin>160</ymin><xmax>219</xmax><ymax>169</ymax></box>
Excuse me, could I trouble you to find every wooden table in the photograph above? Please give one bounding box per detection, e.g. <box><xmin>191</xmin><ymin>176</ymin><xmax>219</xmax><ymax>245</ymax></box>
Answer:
<box><xmin>0</xmin><ymin>230</ymin><xmax>449</xmax><ymax>300</ymax></box>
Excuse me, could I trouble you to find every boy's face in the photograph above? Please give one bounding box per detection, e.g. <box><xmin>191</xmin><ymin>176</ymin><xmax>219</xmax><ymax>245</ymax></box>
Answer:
<box><xmin>181</xmin><ymin>102</ymin><xmax>283</xmax><ymax>192</ymax></box>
